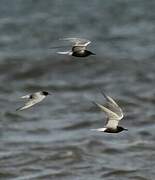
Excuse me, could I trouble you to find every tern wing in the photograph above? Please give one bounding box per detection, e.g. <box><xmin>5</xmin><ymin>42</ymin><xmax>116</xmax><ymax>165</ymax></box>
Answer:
<box><xmin>93</xmin><ymin>102</ymin><xmax>121</xmax><ymax>129</ymax></box>
<box><xmin>101</xmin><ymin>92</ymin><xmax>124</xmax><ymax>119</ymax></box>
<box><xmin>16</xmin><ymin>100</ymin><xmax>38</xmax><ymax>111</ymax></box>
<box><xmin>57</xmin><ymin>51</ymin><xmax>72</xmax><ymax>55</ymax></box>
<box><xmin>20</xmin><ymin>94</ymin><xmax>30</xmax><ymax>99</ymax></box>
<box><xmin>16</xmin><ymin>95</ymin><xmax>45</xmax><ymax>111</ymax></box>
<box><xmin>61</xmin><ymin>38</ymin><xmax>91</xmax><ymax>47</ymax></box>
<box><xmin>94</xmin><ymin>102</ymin><xmax>120</xmax><ymax>119</ymax></box>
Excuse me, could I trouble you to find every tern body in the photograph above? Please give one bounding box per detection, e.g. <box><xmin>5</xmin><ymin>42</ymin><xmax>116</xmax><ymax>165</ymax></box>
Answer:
<box><xmin>16</xmin><ymin>91</ymin><xmax>50</xmax><ymax>111</ymax></box>
<box><xmin>92</xmin><ymin>92</ymin><xmax>127</xmax><ymax>133</ymax></box>
<box><xmin>92</xmin><ymin>126</ymin><xmax>126</xmax><ymax>133</ymax></box>
<box><xmin>57</xmin><ymin>38</ymin><xmax>95</xmax><ymax>57</ymax></box>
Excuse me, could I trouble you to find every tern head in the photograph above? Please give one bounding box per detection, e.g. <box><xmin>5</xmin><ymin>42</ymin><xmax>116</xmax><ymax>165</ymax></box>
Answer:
<box><xmin>85</xmin><ymin>50</ymin><xmax>96</xmax><ymax>56</ymax></box>
<box><xmin>42</xmin><ymin>91</ymin><xmax>50</xmax><ymax>96</ymax></box>
<box><xmin>117</xmin><ymin>126</ymin><xmax>128</xmax><ymax>133</ymax></box>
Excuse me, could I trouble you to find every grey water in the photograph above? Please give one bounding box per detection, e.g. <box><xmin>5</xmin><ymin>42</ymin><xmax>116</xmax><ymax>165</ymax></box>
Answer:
<box><xmin>0</xmin><ymin>0</ymin><xmax>155</xmax><ymax>179</ymax></box>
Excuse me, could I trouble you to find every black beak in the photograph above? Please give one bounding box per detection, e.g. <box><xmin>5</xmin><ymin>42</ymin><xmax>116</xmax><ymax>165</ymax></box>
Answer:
<box><xmin>91</xmin><ymin>52</ymin><xmax>96</xmax><ymax>55</ymax></box>
<box><xmin>124</xmin><ymin>128</ymin><xmax>128</xmax><ymax>131</ymax></box>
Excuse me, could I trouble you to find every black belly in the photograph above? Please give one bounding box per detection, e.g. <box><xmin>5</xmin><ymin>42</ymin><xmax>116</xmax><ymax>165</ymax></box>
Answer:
<box><xmin>104</xmin><ymin>128</ymin><xmax>120</xmax><ymax>133</ymax></box>
<box><xmin>72</xmin><ymin>51</ymin><xmax>89</xmax><ymax>57</ymax></box>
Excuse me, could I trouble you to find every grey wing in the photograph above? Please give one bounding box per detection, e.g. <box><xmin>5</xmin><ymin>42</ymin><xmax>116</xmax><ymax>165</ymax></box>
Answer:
<box><xmin>96</xmin><ymin>103</ymin><xmax>120</xmax><ymax>129</ymax></box>
<box><xmin>61</xmin><ymin>38</ymin><xmax>91</xmax><ymax>47</ymax></box>
<box><xmin>16</xmin><ymin>95</ymin><xmax>45</xmax><ymax>111</ymax></box>
<box><xmin>20</xmin><ymin>94</ymin><xmax>31</xmax><ymax>99</ymax></box>
<box><xmin>16</xmin><ymin>99</ymin><xmax>38</xmax><ymax>111</ymax></box>
<box><xmin>101</xmin><ymin>92</ymin><xmax>124</xmax><ymax>119</ymax></box>
<box><xmin>93</xmin><ymin>102</ymin><xmax>120</xmax><ymax>129</ymax></box>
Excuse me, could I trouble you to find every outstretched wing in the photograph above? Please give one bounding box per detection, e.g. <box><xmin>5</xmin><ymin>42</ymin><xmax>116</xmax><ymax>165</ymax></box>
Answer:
<box><xmin>93</xmin><ymin>101</ymin><xmax>122</xmax><ymax>129</ymax></box>
<box><xmin>57</xmin><ymin>51</ymin><xmax>72</xmax><ymax>55</ymax></box>
<box><xmin>16</xmin><ymin>99</ymin><xmax>38</xmax><ymax>111</ymax></box>
<box><xmin>16</xmin><ymin>94</ymin><xmax>45</xmax><ymax>111</ymax></box>
<box><xmin>20</xmin><ymin>94</ymin><xmax>30</xmax><ymax>99</ymax></box>
<box><xmin>94</xmin><ymin>102</ymin><xmax>120</xmax><ymax>119</ymax></box>
<box><xmin>60</xmin><ymin>38</ymin><xmax>91</xmax><ymax>47</ymax></box>
<box><xmin>101</xmin><ymin>91</ymin><xmax>124</xmax><ymax>119</ymax></box>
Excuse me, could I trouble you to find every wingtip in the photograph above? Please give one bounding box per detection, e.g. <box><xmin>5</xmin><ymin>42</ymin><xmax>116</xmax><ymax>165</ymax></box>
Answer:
<box><xmin>91</xmin><ymin>101</ymin><xmax>98</xmax><ymax>107</ymax></box>
<box><xmin>16</xmin><ymin>107</ymin><xmax>21</xmax><ymax>111</ymax></box>
<box><xmin>92</xmin><ymin>101</ymin><xmax>102</xmax><ymax>108</ymax></box>
<box><xmin>99</xmin><ymin>90</ymin><xmax>108</xmax><ymax>99</ymax></box>
<box><xmin>85</xmin><ymin>41</ymin><xmax>91</xmax><ymax>46</ymax></box>
<box><xmin>16</xmin><ymin>106</ymin><xmax>25</xmax><ymax>111</ymax></box>
<box><xmin>90</xmin><ymin>129</ymin><xmax>97</xmax><ymax>131</ymax></box>
<box><xmin>99</xmin><ymin>90</ymin><xmax>116</xmax><ymax>104</ymax></box>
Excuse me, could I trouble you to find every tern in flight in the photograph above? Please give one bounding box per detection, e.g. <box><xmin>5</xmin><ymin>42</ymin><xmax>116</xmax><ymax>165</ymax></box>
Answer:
<box><xmin>92</xmin><ymin>92</ymin><xmax>127</xmax><ymax>133</ymax></box>
<box><xmin>16</xmin><ymin>91</ymin><xmax>50</xmax><ymax>111</ymax></box>
<box><xmin>57</xmin><ymin>38</ymin><xmax>95</xmax><ymax>57</ymax></box>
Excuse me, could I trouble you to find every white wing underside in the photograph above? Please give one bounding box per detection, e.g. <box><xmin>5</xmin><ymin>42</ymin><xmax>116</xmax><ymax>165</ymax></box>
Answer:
<box><xmin>102</xmin><ymin>93</ymin><xmax>123</xmax><ymax>118</ymax></box>
<box><xmin>17</xmin><ymin>96</ymin><xmax>45</xmax><ymax>111</ymax></box>
<box><xmin>57</xmin><ymin>51</ymin><xmax>72</xmax><ymax>55</ymax></box>
<box><xmin>94</xmin><ymin>94</ymin><xmax>124</xmax><ymax>129</ymax></box>
<box><xmin>20</xmin><ymin>94</ymin><xmax>30</xmax><ymax>99</ymax></box>
<box><xmin>18</xmin><ymin>100</ymin><xmax>38</xmax><ymax>110</ymax></box>
<box><xmin>95</xmin><ymin>102</ymin><xmax>120</xmax><ymax>119</ymax></box>
<box><xmin>90</xmin><ymin>128</ymin><xmax>107</xmax><ymax>132</ymax></box>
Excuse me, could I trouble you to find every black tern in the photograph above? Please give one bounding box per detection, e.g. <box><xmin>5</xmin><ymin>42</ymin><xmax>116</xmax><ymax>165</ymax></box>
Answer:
<box><xmin>16</xmin><ymin>91</ymin><xmax>50</xmax><ymax>111</ymax></box>
<box><xmin>91</xmin><ymin>92</ymin><xmax>127</xmax><ymax>133</ymax></box>
<box><xmin>57</xmin><ymin>38</ymin><xmax>95</xmax><ymax>57</ymax></box>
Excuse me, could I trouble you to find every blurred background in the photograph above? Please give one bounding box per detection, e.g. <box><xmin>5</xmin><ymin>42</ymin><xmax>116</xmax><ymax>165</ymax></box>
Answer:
<box><xmin>0</xmin><ymin>0</ymin><xmax>155</xmax><ymax>179</ymax></box>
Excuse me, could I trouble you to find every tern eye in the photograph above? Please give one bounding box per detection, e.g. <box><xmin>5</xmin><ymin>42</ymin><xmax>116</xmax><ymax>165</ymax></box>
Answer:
<box><xmin>42</xmin><ymin>91</ymin><xmax>49</xmax><ymax>96</ymax></box>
